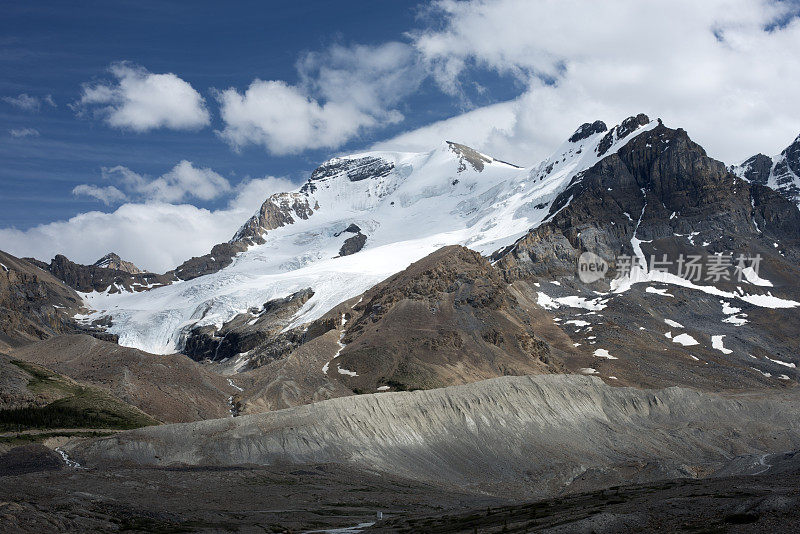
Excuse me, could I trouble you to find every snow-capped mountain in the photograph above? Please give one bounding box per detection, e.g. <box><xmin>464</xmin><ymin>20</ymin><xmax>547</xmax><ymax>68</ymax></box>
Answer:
<box><xmin>733</xmin><ymin>133</ymin><xmax>800</xmax><ymax>207</ymax></box>
<box><xmin>78</xmin><ymin>118</ymin><xmax>658</xmax><ymax>355</ymax></box>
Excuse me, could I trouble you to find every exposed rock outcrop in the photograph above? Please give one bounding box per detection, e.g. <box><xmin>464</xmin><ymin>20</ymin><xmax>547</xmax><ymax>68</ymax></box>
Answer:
<box><xmin>338</xmin><ymin>232</ymin><xmax>366</xmax><ymax>256</ymax></box>
<box><xmin>568</xmin><ymin>120</ymin><xmax>608</xmax><ymax>143</ymax></box>
<box><xmin>169</xmin><ymin>241</ymin><xmax>249</xmax><ymax>281</ymax></box>
<box><xmin>92</xmin><ymin>252</ymin><xmax>142</xmax><ymax>274</ymax></box>
<box><xmin>309</xmin><ymin>155</ymin><xmax>395</xmax><ymax>183</ymax></box>
<box><xmin>182</xmin><ymin>289</ymin><xmax>316</xmax><ymax>365</ymax></box>
<box><xmin>231</xmin><ymin>192</ymin><xmax>315</xmax><ymax>247</ymax></box>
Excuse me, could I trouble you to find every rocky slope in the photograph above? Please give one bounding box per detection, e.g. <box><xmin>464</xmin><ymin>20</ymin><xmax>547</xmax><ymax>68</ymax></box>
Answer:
<box><xmin>0</xmin><ymin>250</ymin><xmax>87</xmax><ymax>349</ymax></box>
<box><xmin>0</xmin><ymin>353</ymin><xmax>159</xmax><ymax>432</ymax></box>
<box><xmin>67</xmin><ymin>375</ymin><xmax>800</xmax><ymax>499</ymax></box>
<box><xmin>328</xmin><ymin>245</ymin><xmax>571</xmax><ymax>393</ymax></box>
<box><xmin>11</xmin><ymin>335</ymin><xmax>236</xmax><ymax>423</ymax></box>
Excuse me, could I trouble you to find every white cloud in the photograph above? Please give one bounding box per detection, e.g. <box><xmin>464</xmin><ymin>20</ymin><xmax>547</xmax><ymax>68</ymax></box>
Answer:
<box><xmin>372</xmin><ymin>100</ymin><xmax>520</xmax><ymax>159</ymax></box>
<box><xmin>2</xmin><ymin>93</ymin><xmax>55</xmax><ymax>111</ymax></box>
<box><xmin>80</xmin><ymin>62</ymin><xmax>210</xmax><ymax>132</ymax></box>
<box><xmin>216</xmin><ymin>80</ymin><xmax>376</xmax><ymax>155</ymax></box>
<box><xmin>380</xmin><ymin>0</ymin><xmax>800</xmax><ymax>164</ymax></box>
<box><xmin>72</xmin><ymin>184</ymin><xmax>127</xmax><ymax>205</ymax></box>
<box><xmin>9</xmin><ymin>127</ymin><xmax>40</xmax><ymax>138</ymax></box>
<box><xmin>298</xmin><ymin>42</ymin><xmax>424</xmax><ymax>114</ymax></box>
<box><xmin>3</xmin><ymin>175</ymin><xmax>295</xmax><ymax>272</ymax></box>
<box><xmin>216</xmin><ymin>42</ymin><xmax>423</xmax><ymax>154</ymax></box>
<box><xmin>73</xmin><ymin>161</ymin><xmax>232</xmax><ymax>204</ymax></box>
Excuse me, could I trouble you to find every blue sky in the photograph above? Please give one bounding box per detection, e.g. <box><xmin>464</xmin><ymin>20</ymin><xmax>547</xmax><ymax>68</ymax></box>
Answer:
<box><xmin>2</xmin><ymin>0</ymin><xmax>799</xmax><ymax>271</ymax></box>
<box><xmin>1</xmin><ymin>0</ymin><xmax>520</xmax><ymax>228</ymax></box>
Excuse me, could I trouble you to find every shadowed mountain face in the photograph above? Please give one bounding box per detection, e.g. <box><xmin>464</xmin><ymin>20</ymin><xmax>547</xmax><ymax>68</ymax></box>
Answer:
<box><xmin>496</xmin><ymin>121</ymin><xmax>800</xmax><ymax>279</ymax></box>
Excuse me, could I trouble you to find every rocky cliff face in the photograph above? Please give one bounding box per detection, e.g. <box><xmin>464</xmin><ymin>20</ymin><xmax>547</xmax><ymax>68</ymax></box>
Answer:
<box><xmin>182</xmin><ymin>288</ymin><xmax>315</xmax><ymax>365</ymax></box>
<box><xmin>231</xmin><ymin>192</ymin><xmax>316</xmax><ymax>247</ymax></box>
<box><xmin>496</xmin><ymin>119</ymin><xmax>800</xmax><ymax>279</ymax></box>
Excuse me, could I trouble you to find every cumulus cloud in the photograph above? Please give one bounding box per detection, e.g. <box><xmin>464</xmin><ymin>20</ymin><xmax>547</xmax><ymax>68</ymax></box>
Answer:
<box><xmin>79</xmin><ymin>62</ymin><xmax>210</xmax><ymax>132</ymax></box>
<box><xmin>4</xmin><ymin>175</ymin><xmax>295</xmax><ymax>272</ymax></box>
<box><xmin>73</xmin><ymin>161</ymin><xmax>232</xmax><ymax>204</ymax></box>
<box><xmin>378</xmin><ymin>0</ymin><xmax>800</xmax><ymax>165</ymax></box>
<box><xmin>216</xmin><ymin>42</ymin><xmax>424</xmax><ymax>154</ymax></box>
<box><xmin>2</xmin><ymin>93</ymin><xmax>55</xmax><ymax>111</ymax></box>
<box><xmin>216</xmin><ymin>81</ymin><xmax>376</xmax><ymax>155</ymax></box>
<box><xmin>9</xmin><ymin>127</ymin><xmax>40</xmax><ymax>138</ymax></box>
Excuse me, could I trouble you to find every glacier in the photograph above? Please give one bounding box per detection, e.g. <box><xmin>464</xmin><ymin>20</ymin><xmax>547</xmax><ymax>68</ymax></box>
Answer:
<box><xmin>78</xmin><ymin>121</ymin><xmax>658</xmax><ymax>355</ymax></box>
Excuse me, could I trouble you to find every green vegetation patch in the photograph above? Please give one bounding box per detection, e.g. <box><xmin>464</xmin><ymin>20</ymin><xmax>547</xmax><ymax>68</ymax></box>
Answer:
<box><xmin>1</xmin><ymin>360</ymin><xmax>159</xmax><ymax>431</ymax></box>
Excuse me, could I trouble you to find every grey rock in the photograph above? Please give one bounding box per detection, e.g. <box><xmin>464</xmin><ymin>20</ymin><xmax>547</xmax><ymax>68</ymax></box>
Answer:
<box><xmin>339</xmin><ymin>232</ymin><xmax>367</xmax><ymax>256</ymax></box>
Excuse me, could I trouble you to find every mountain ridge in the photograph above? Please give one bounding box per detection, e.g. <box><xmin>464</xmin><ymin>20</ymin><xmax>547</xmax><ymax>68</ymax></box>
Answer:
<box><xmin>733</xmin><ymin>133</ymin><xmax>800</xmax><ymax>207</ymax></box>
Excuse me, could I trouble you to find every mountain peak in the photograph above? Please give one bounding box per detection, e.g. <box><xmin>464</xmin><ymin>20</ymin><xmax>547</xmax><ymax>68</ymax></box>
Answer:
<box><xmin>446</xmin><ymin>141</ymin><xmax>492</xmax><ymax>172</ymax></box>
<box><xmin>732</xmin><ymin>130</ymin><xmax>800</xmax><ymax>207</ymax></box>
<box><xmin>568</xmin><ymin>120</ymin><xmax>608</xmax><ymax>143</ymax></box>
<box><xmin>93</xmin><ymin>253</ymin><xmax>143</xmax><ymax>274</ymax></box>
<box><xmin>597</xmin><ymin>113</ymin><xmax>650</xmax><ymax>157</ymax></box>
<box><xmin>446</xmin><ymin>141</ymin><xmax>521</xmax><ymax>172</ymax></box>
